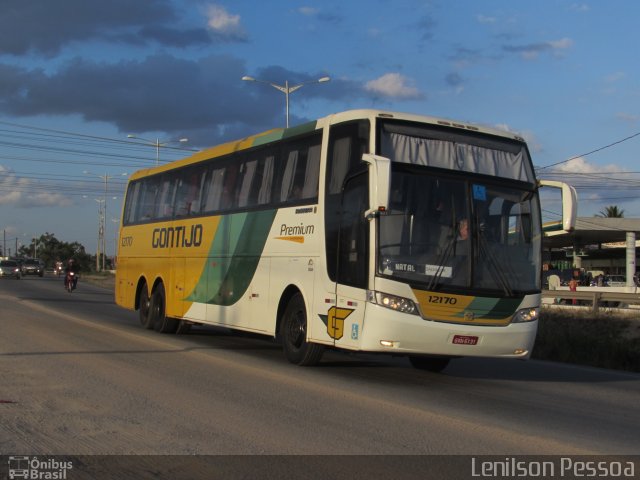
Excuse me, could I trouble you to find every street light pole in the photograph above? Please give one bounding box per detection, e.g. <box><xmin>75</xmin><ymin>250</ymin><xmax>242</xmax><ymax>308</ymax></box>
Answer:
<box><xmin>94</xmin><ymin>199</ymin><xmax>104</xmax><ymax>272</ymax></box>
<box><xmin>85</xmin><ymin>171</ymin><xmax>127</xmax><ymax>271</ymax></box>
<box><xmin>242</xmin><ymin>75</ymin><xmax>330</xmax><ymax>128</ymax></box>
<box><xmin>127</xmin><ymin>135</ymin><xmax>189</xmax><ymax>166</ymax></box>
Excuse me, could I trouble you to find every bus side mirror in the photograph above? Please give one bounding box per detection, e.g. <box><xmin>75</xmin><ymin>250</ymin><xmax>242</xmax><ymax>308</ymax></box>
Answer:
<box><xmin>361</xmin><ymin>153</ymin><xmax>391</xmax><ymax>219</ymax></box>
<box><xmin>538</xmin><ymin>180</ymin><xmax>578</xmax><ymax>236</ymax></box>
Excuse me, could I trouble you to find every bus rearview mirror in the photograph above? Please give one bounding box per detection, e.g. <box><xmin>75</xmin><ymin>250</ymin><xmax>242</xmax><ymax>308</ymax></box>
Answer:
<box><xmin>362</xmin><ymin>153</ymin><xmax>391</xmax><ymax>218</ymax></box>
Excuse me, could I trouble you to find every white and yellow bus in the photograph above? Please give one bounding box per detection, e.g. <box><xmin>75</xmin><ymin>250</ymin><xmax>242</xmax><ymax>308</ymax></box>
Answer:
<box><xmin>115</xmin><ymin>109</ymin><xmax>576</xmax><ymax>371</ymax></box>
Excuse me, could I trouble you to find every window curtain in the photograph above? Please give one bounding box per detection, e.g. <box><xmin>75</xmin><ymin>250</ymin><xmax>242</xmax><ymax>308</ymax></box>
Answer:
<box><xmin>328</xmin><ymin>137</ymin><xmax>352</xmax><ymax>194</ymax></box>
<box><xmin>258</xmin><ymin>156</ymin><xmax>274</xmax><ymax>204</ymax></box>
<box><xmin>280</xmin><ymin>151</ymin><xmax>298</xmax><ymax>201</ymax></box>
<box><xmin>237</xmin><ymin>160</ymin><xmax>257</xmax><ymax>207</ymax></box>
<box><xmin>383</xmin><ymin>133</ymin><xmax>531</xmax><ymax>183</ymax></box>
<box><xmin>302</xmin><ymin>144</ymin><xmax>321</xmax><ymax>198</ymax></box>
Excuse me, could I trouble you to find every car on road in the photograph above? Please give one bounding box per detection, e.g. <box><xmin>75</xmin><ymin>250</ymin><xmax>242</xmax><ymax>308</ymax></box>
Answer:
<box><xmin>0</xmin><ymin>260</ymin><xmax>22</xmax><ymax>279</ymax></box>
<box><xmin>21</xmin><ymin>258</ymin><xmax>45</xmax><ymax>277</ymax></box>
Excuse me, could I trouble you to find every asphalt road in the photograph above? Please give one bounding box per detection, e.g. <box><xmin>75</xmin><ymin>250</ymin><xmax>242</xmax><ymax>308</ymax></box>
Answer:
<box><xmin>1</xmin><ymin>274</ymin><xmax>639</xmax><ymax>476</ymax></box>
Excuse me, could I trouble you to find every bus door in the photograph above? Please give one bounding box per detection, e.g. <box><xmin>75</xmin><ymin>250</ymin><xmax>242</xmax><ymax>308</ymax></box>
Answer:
<box><xmin>333</xmin><ymin>172</ymin><xmax>369</xmax><ymax>349</ymax></box>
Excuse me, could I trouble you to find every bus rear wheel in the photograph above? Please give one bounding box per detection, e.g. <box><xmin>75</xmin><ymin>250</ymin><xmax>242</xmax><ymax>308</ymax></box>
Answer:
<box><xmin>280</xmin><ymin>293</ymin><xmax>324</xmax><ymax>366</ymax></box>
<box><xmin>408</xmin><ymin>355</ymin><xmax>450</xmax><ymax>373</ymax></box>
<box><xmin>139</xmin><ymin>282</ymin><xmax>153</xmax><ymax>329</ymax></box>
<box><xmin>149</xmin><ymin>283</ymin><xmax>179</xmax><ymax>334</ymax></box>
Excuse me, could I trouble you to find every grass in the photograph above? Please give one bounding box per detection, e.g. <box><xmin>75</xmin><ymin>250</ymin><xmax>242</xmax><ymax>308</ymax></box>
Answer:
<box><xmin>82</xmin><ymin>272</ymin><xmax>116</xmax><ymax>290</ymax></box>
<box><xmin>533</xmin><ymin>308</ymin><xmax>640</xmax><ymax>372</ymax></box>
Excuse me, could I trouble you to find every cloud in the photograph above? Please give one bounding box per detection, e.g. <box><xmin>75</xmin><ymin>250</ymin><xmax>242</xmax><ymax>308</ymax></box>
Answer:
<box><xmin>0</xmin><ymin>165</ymin><xmax>72</xmax><ymax>208</ymax></box>
<box><xmin>552</xmin><ymin>157</ymin><xmax>623</xmax><ymax>175</ymax></box>
<box><xmin>605</xmin><ymin>71</ymin><xmax>625</xmax><ymax>83</ymax></box>
<box><xmin>415</xmin><ymin>15</ymin><xmax>437</xmax><ymax>41</ymax></box>
<box><xmin>0</xmin><ymin>55</ymin><xmax>257</xmax><ymax>143</ymax></box>
<box><xmin>503</xmin><ymin>37</ymin><xmax>573</xmax><ymax>60</ymax></box>
<box><xmin>570</xmin><ymin>3</ymin><xmax>590</xmax><ymax>13</ymax></box>
<box><xmin>298</xmin><ymin>7</ymin><xmax>318</xmax><ymax>16</ymax></box>
<box><xmin>364</xmin><ymin>73</ymin><xmax>423</xmax><ymax>100</ymax></box>
<box><xmin>476</xmin><ymin>14</ymin><xmax>497</xmax><ymax>24</ymax></box>
<box><xmin>296</xmin><ymin>6</ymin><xmax>341</xmax><ymax>23</ymax></box>
<box><xmin>206</xmin><ymin>4</ymin><xmax>248</xmax><ymax>41</ymax></box>
<box><xmin>0</xmin><ymin>0</ymin><xmax>239</xmax><ymax>56</ymax></box>
<box><xmin>616</xmin><ymin>112</ymin><xmax>639</xmax><ymax>125</ymax></box>
<box><xmin>0</xmin><ymin>56</ymin><xmax>361</xmax><ymax>146</ymax></box>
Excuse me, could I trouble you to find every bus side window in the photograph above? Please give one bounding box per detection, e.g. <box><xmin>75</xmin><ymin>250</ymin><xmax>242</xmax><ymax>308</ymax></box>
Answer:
<box><xmin>155</xmin><ymin>176</ymin><xmax>176</xmax><ymax>219</ymax></box>
<box><xmin>203</xmin><ymin>167</ymin><xmax>225</xmax><ymax>212</ymax></box>
<box><xmin>257</xmin><ymin>155</ymin><xmax>275</xmax><ymax>205</ymax></box>
<box><xmin>138</xmin><ymin>177</ymin><xmax>160</xmax><ymax>222</ymax></box>
<box><xmin>280</xmin><ymin>133</ymin><xmax>322</xmax><ymax>203</ymax></box>
<box><xmin>220</xmin><ymin>164</ymin><xmax>239</xmax><ymax>210</ymax></box>
<box><xmin>280</xmin><ymin>150</ymin><xmax>301</xmax><ymax>201</ymax></box>
<box><xmin>175</xmin><ymin>168</ymin><xmax>204</xmax><ymax>217</ymax></box>
<box><xmin>123</xmin><ymin>181</ymin><xmax>141</xmax><ymax>225</ymax></box>
<box><xmin>237</xmin><ymin>160</ymin><xmax>258</xmax><ymax>208</ymax></box>
<box><xmin>301</xmin><ymin>144</ymin><xmax>321</xmax><ymax>199</ymax></box>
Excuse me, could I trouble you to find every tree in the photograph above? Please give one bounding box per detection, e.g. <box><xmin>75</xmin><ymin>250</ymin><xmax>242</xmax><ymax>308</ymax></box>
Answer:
<box><xmin>596</xmin><ymin>205</ymin><xmax>625</xmax><ymax>218</ymax></box>
<box><xmin>17</xmin><ymin>232</ymin><xmax>93</xmax><ymax>272</ymax></box>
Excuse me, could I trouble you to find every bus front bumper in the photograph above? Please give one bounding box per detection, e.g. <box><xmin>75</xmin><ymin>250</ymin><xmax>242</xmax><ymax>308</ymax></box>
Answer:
<box><xmin>359</xmin><ymin>304</ymin><xmax>537</xmax><ymax>359</ymax></box>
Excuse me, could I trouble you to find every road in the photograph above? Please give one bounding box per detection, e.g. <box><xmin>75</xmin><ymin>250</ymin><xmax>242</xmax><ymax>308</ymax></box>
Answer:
<box><xmin>1</xmin><ymin>274</ymin><xmax>639</xmax><ymax>476</ymax></box>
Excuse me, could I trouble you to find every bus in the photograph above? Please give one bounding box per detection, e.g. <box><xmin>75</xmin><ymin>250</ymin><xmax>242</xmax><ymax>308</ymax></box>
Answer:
<box><xmin>115</xmin><ymin>109</ymin><xmax>576</xmax><ymax>371</ymax></box>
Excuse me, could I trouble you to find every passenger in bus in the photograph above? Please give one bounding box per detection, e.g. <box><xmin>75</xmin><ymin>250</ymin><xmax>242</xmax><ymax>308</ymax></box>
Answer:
<box><xmin>454</xmin><ymin>218</ymin><xmax>470</xmax><ymax>256</ymax></box>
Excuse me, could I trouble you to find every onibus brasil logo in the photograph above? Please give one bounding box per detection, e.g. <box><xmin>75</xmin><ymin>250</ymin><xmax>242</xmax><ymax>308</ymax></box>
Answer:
<box><xmin>7</xmin><ymin>456</ymin><xmax>73</xmax><ymax>479</ymax></box>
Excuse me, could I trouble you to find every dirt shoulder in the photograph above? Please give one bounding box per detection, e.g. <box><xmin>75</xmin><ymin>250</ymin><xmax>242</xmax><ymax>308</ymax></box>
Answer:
<box><xmin>82</xmin><ymin>273</ymin><xmax>116</xmax><ymax>290</ymax></box>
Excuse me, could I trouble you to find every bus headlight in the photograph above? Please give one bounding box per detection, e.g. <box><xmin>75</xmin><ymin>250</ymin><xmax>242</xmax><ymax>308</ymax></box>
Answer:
<box><xmin>372</xmin><ymin>291</ymin><xmax>419</xmax><ymax>315</ymax></box>
<box><xmin>512</xmin><ymin>307</ymin><xmax>539</xmax><ymax>323</ymax></box>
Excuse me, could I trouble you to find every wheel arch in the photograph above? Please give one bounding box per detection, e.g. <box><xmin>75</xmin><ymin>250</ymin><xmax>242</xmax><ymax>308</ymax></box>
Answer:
<box><xmin>135</xmin><ymin>275</ymin><xmax>165</xmax><ymax>310</ymax></box>
<box><xmin>134</xmin><ymin>276</ymin><xmax>148</xmax><ymax>311</ymax></box>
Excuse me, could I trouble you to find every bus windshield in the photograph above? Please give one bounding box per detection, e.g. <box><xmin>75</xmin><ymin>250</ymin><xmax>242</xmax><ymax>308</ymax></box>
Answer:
<box><xmin>377</xmin><ymin>168</ymin><xmax>542</xmax><ymax>295</ymax></box>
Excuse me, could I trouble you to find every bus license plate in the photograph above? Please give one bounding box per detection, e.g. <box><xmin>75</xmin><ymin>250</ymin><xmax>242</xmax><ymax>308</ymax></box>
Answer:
<box><xmin>452</xmin><ymin>335</ymin><xmax>478</xmax><ymax>345</ymax></box>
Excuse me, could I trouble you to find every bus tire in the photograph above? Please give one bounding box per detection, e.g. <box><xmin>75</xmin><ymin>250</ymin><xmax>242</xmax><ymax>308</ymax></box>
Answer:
<box><xmin>280</xmin><ymin>292</ymin><xmax>324</xmax><ymax>366</ymax></box>
<box><xmin>175</xmin><ymin>320</ymin><xmax>192</xmax><ymax>334</ymax></box>
<box><xmin>139</xmin><ymin>282</ymin><xmax>154</xmax><ymax>329</ymax></box>
<box><xmin>408</xmin><ymin>355</ymin><xmax>450</xmax><ymax>373</ymax></box>
<box><xmin>149</xmin><ymin>283</ymin><xmax>179</xmax><ymax>334</ymax></box>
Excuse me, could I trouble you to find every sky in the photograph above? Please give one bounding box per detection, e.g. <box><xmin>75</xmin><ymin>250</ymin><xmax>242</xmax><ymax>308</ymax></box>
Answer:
<box><xmin>0</xmin><ymin>0</ymin><xmax>639</xmax><ymax>257</ymax></box>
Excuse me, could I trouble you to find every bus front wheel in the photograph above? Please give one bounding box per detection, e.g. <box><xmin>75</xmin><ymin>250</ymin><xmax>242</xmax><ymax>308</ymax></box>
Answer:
<box><xmin>280</xmin><ymin>293</ymin><xmax>324</xmax><ymax>366</ymax></box>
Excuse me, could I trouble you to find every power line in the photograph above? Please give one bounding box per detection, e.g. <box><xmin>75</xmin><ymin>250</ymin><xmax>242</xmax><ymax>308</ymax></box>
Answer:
<box><xmin>537</xmin><ymin>130</ymin><xmax>640</xmax><ymax>170</ymax></box>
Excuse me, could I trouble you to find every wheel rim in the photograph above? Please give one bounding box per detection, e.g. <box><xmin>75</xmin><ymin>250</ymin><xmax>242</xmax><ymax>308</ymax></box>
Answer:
<box><xmin>286</xmin><ymin>309</ymin><xmax>306</xmax><ymax>351</ymax></box>
<box><xmin>151</xmin><ymin>292</ymin><xmax>163</xmax><ymax>320</ymax></box>
<box><xmin>139</xmin><ymin>285</ymin><xmax>151</xmax><ymax>327</ymax></box>
<box><xmin>140</xmin><ymin>292</ymin><xmax>150</xmax><ymax>318</ymax></box>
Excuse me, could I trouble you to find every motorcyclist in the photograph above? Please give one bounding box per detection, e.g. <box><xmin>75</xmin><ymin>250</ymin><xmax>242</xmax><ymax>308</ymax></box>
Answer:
<box><xmin>64</xmin><ymin>258</ymin><xmax>80</xmax><ymax>290</ymax></box>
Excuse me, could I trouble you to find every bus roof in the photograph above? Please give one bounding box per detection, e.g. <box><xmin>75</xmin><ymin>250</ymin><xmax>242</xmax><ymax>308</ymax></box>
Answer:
<box><xmin>128</xmin><ymin>109</ymin><xmax>527</xmax><ymax>181</ymax></box>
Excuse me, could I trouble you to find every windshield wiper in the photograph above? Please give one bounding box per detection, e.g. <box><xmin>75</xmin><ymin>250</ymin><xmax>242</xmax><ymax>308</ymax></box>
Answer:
<box><xmin>476</xmin><ymin>225</ymin><xmax>514</xmax><ymax>297</ymax></box>
<box><xmin>426</xmin><ymin>224</ymin><xmax>458</xmax><ymax>290</ymax></box>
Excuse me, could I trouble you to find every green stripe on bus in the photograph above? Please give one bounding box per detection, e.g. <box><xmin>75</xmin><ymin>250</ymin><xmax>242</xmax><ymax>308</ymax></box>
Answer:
<box><xmin>252</xmin><ymin>130</ymin><xmax>285</xmax><ymax>146</ymax></box>
<box><xmin>458</xmin><ymin>296</ymin><xmax>521</xmax><ymax>319</ymax></box>
<box><xmin>186</xmin><ymin>209</ymin><xmax>277</xmax><ymax>306</ymax></box>
<box><xmin>282</xmin><ymin>120</ymin><xmax>318</xmax><ymax>139</ymax></box>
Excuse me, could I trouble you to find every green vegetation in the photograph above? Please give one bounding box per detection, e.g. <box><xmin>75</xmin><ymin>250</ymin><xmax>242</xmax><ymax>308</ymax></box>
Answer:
<box><xmin>534</xmin><ymin>308</ymin><xmax>640</xmax><ymax>372</ymax></box>
<box><xmin>15</xmin><ymin>232</ymin><xmax>94</xmax><ymax>272</ymax></box>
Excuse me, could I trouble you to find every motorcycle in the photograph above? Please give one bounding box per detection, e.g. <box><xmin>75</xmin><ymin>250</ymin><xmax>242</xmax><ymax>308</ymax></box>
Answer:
<box><xmin>54</xmin><ymin>262</ymin><xmax>64</xmax><ymax>276</ymax></box>
<box><xmin>64</xmin><ymin>271</ymin><xmax>78</xmax><ymax>293</ymax></box>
